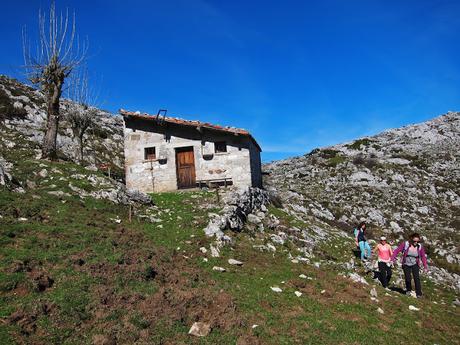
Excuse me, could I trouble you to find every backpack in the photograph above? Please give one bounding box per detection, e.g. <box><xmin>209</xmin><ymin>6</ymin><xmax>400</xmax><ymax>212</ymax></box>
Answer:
<box><xmin>357</xmin><ymin>229</ymin><xmax>366</xmax><ymax>242</ymax></box>
<box><xmin>403</xmin><ymin>241</ymin><xmax>422</xmax><ymax>252</ymax></box>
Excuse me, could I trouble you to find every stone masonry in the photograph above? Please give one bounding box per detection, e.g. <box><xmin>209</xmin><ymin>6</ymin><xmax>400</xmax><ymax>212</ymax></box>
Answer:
<box><xmin>122</xmin><ymin>110</ymin><xmax>262</xmax><ymax>193</ymax></box>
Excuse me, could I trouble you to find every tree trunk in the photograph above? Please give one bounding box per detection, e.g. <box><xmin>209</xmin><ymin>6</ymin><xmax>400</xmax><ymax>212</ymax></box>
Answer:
<box><xmin>42</xmin><ymin>83</ymin><xmax>62</xmax><ymax>160</ymax></box>
<box><xmin>77</xmin><ymin>134</ymin><xmax>84</xmax><ymax>163</ymax></box>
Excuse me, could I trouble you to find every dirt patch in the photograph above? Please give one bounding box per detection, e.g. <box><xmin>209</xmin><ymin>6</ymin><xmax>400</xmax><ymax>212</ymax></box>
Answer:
<box><xmin>8</xmin><ymin>302</ymin><xmax>55</xmax><ymax>338</ymax></box>
<box><xmin>284</xmin><ymin>305</ymin><xmax>305</xmax><ymax>318</ymax></box>
<box><xmin>30</xmin><ymin>272</ymin><xmax>54</xmax><ymax>292</ymax></box>
<box><xmin>78</xmin><ymin>226</ymin><xmax>244</xmax><ymax>342</ymax></box>
<box><xmin>6</xmin><ymin>218</ymin><xmax>247</xmax><ymax>344</ymax></box>
<box><xmin>287</xmin><ymin>274</ymin><xmax>370</xmax><ymax>306</ymax></box>
<box><xmin>92</xmin><ymin>334</ymin><xmax>116</xmax><ymax>345</ymax></box>
<box><xmin>8</xmin><ymin>259</ymin><xmax>34</xmax><ymax>274</ymax></box>
<box><xmin>139</xmin><ymin>285</ymin><xmax>241</xmax><ymax>331</ymax></box>
<box><xmin>8</xmin><ymin>310</ymin><xmax>37</xmax><ymax>336</ymax></box>
<box><xmin>236</xmin><ymin>334</ymin><xmax>264</xmax><ymax>345</ymax></box>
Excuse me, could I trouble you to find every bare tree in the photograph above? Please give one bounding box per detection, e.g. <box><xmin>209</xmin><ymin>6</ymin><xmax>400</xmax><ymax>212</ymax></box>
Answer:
<box><xmin>22</xmin><ymin>1</ymin><xmax>88</xmax><ymax>159</ymax></box>
<box><xmin>64</xmin><ymin>69</ymin><xmax>97</xmax><ymax>162</ymax></box>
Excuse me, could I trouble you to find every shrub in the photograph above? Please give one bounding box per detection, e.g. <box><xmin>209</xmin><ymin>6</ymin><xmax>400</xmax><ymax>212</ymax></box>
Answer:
<box><xmin>327</xmin><ymin>156</ymin><xmax>346</xmax><ymax>167</ymax></box>
<box><xmin>319</xmin><ymin>149</ymin><xmax>339</xmax><ymax>159</ymax></box>
<box><xmin>269</xmin><ymin>193</ymin><xmax>283</xmax><ymax>208</ymax></box>
<box><xmin>347</xmin><ymin>138</ymin><xmax>373</xmax><ymax>150</ymax></box>
<box><xmin>352</xmin><ymin>155</ymin><xmax>379</xmax><ymax>169</ymax></box>
<box><xmin>90</xmin><ymin>125</ymin><xmax>109</xmax><ymax>139</ymax></box>
<box><xmin>363</xmin><ymin>158</ymin><xmax>379</xmax><ymax>170</ymax></box>
<box><xmin>352</xmin><ymin>155</ymin><xmax>365</xmax><ymax>165</ymax></box>
<box><xmin>306</xmin><ymin>148</ymin><xmax>320</xmax><ymax>156</ymax></box>
<box><xmin>0</xmin><ymin>89</ymin><xmax>28</xmax><ymax>121</ymax></box>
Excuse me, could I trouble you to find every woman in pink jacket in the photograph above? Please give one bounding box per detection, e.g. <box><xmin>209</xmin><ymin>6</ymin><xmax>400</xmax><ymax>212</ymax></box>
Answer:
<box><xmin>391</xmin><ymin>233</ymin><xmax>428</xmax><ymax>298</ymax></box>
<box><xmin>373</xmin><ymin>236</ymin><xmax>393</xmax><ymax>288</ymax></box>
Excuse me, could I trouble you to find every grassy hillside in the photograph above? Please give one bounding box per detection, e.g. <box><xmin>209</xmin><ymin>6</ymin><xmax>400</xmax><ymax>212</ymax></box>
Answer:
<box><xmin>1</xmin><ymin>190</ymin><xmax>459</xmax><ymax>344</ymax></box>
<box><xmin>0</xmin><ymin>117</ymin><xmax>459</xmax><ymax>344</ymax></box>
<box><xmin>0</xmin><ymin>143</ymin><xmax>459</xmax><ymax>344</ymax></box>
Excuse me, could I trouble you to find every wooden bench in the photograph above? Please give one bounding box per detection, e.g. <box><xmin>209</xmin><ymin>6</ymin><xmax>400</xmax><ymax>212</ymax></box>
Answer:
<box><xmin>196</xmin><ymin>177</ymin><xmax>233</xmax><ymax>189</ymax></box>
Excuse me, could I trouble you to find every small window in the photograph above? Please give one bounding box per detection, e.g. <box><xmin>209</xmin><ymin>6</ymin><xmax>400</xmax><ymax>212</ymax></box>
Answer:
<box><xmin>215</xmin><ymin>141</ymin><xmax>227</xmax><ymax>153</ymax></box>
<box><xmin>144</xmin><ymin>147</ymin><xmax>156</xmax><ymax>160</ymax></box>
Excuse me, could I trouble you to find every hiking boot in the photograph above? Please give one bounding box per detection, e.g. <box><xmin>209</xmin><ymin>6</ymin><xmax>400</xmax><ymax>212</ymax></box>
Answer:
<box><xmin>406</xmin><ymin>291</ymin><xmax>417</xmax><ymax>298</ymax></box>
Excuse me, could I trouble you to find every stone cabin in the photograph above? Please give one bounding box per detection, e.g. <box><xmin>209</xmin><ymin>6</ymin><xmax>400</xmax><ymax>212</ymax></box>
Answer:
<box><xmin>121</xmin><ymin>110</ymin><xmax>262</xmax><ymax>193</ymax></box>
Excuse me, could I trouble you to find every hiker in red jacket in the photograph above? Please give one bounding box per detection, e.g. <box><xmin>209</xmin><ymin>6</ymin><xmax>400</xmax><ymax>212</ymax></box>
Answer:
<box><xmin>391</xmin><ymin>233</ymin><xmax>428</xmax><ymax>298</ymax></box>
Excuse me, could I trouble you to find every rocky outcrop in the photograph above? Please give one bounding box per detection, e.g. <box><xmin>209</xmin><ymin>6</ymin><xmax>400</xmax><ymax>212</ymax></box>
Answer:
<box><xmin>0</xmin><ymin>75</ymin><xmax>124</xmax><ymax>169</ymax></box>
<box><xmin>0</xmin><ymin>157</ymin><xmax>24</xmax><ymax>193</ymax></box>
<box><xmin>263</xmin><ymin>112</ymin><xmax>460</xmax><ymax>289</ymax></box>
<box><xmin>265</xmin><ymin>113</ymin><xmax>460</xmax><ymax>262</ymax></box>
<box><xmin>66</xmin><ymin>172</ymin><xmax>152</xmax><ymax>205</ymax></box>
<box><xmin>204</xmin><ymin>187</ymin><xmax>270</xmax><ymax>240</ymax></box>
<box><xmin>0</xmin><ymin>156</ymin><xmax>11</xmax><ymax>186</ymax></box>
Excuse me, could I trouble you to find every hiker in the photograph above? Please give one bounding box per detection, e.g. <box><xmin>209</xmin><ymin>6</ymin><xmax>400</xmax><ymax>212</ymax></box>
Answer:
<box><xmin>373</xmin><ymin>236</ymin><xmax>393</xmax><ymax>288</ymax></box>
<box><xmin>353</xmin><ymin>223</ymin><xmax>362</xmax><ymax>248</ymax></box>
<box><xmin>391</xmin><ymin>233</ymin><xmax>428</xmax><ymax>298</ymax></box>
<box><xmin>355</xmin><ymin>222</ymin><xmax>371</xmax><ymax>261</ymax></box>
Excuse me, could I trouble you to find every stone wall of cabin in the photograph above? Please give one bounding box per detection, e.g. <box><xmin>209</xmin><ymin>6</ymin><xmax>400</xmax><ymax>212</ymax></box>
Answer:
<box><xmin>249</xmin><ymin>141</ymin><xmax>263</xmax><ymax>188</ymax></box>
<box><xmin>123</xmin><ymin>118</ymin><xmax>261</xmax><ymax>193</ymax></box>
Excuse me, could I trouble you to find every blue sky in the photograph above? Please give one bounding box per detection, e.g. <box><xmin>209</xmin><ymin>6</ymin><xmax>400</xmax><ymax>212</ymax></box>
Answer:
<box><xmin>1</xmin><ymin>0</ymin><xmax>459</xmax><ymax>162</ymax></box>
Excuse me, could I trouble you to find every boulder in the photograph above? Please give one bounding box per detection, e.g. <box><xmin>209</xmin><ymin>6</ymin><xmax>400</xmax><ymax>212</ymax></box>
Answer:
<box><xmin>188</xmin><ymin>322</ymin><xmax>211</xmax><ymax>337</ymax></box>
<box><xmin>348</xmin><ymin>272</ymin><xmax>369</xmax><ymax>285</ymax></box>
<box><xmin>247</xmin><ymin>213</ymin><xmax>262</xmax><ymax>224</ymax></box>
<box><xmin>203</xmin><ymin>187</ymin><xmax>270</xmax><ymax>239</ymax></box>
<box><xmin>0</xmin><ymin>157</ymin><xmax>12</xmax><ymax>186</ymax></box>
<box><xmin>228</xmin><ymin>259</ymin><xmax>243</xmax><ymax>266</ymax></box>
<box><xmin>212</xmin><ymin>266</ymin><xmax>226</xmax><ymax>272</ymax></box>
<box><xmin>210</xmin><ymin>245</ymin><xmax>220</xmax><ymax>258</ymax></box>
<box><xmin>370</xmin><ymin>287</ymin><xmax>378</xmax><ymax>298</ymax></box>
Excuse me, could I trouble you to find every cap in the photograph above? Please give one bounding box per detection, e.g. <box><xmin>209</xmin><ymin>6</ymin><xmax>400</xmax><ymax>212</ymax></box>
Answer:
<box><xmin>380</xmin><ymin>236</ymin><xmax>387</xmax><ymax>241</ymax></box>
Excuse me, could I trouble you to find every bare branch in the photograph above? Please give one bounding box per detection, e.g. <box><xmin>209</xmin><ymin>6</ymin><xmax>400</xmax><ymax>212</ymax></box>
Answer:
<box><xmin>21</xmin><ymin>0</ymin><xmax>89</xmax><ymax>159</ymax></box>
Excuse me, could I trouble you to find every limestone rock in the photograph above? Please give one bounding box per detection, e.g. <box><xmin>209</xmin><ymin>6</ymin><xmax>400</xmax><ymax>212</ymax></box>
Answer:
<box><xmin>203</xmin><ymin>187</ymin><xmax>270</xmax><ymax>240</ymax></box>
<box><xmin>0</xmin><ymin>157</ymin><xmax>12</xmax><ymax>186</ymax></box>
<box><xmin>348</xmin><ymin>273</ymin><xmax>369</xmax><ymax>285</ymax></box>
<box><xmin>370</xmin><ymin>287</ymin><xmax>378</xmax><ymax>298</ymax></box>
<box><xmin>228</xmin><ymin>259</ymin><xmax>243</xmax><ymax>266</ymax></box>
<box><xmin>210</xmin><ymin>245</ymin><xmax>220</xmax><ymax>258</ymax></box>
<box><xmin>247</xmin><ymin>213</ymin><xmax>262</xmax><ymax>224</ymax></box>
<box><xmin>212</xmin><ymin>266</ymin><xmax>226</xmax><ymax>272</ymax></box>
<box><xmin>188</xmin><ymin>322</ymin><xmax>211</xmax><ymax>337</ymax></box>
<box><xmin>38</xmin><ymin>169</ymin><xmax>48</xmax><ymax>178</ymax></box>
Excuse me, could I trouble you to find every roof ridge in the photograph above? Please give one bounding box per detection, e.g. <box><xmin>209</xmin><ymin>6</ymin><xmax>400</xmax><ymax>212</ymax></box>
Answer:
<box><xmin>120</xmin><ymin>109</ymin><xmax>262</xmax><ymax>152</ymax></box>
<box><xmin>119</xmin><ymin>109</ymin><xmax>250</xmax><ymax>134</ymax></box>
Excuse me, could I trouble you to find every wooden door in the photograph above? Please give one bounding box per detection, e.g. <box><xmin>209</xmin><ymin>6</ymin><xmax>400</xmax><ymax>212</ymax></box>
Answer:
<box><xmin>176</xmin><ymin>147</ymin><xmax>196</xmax><ymax>189</ymax></box>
